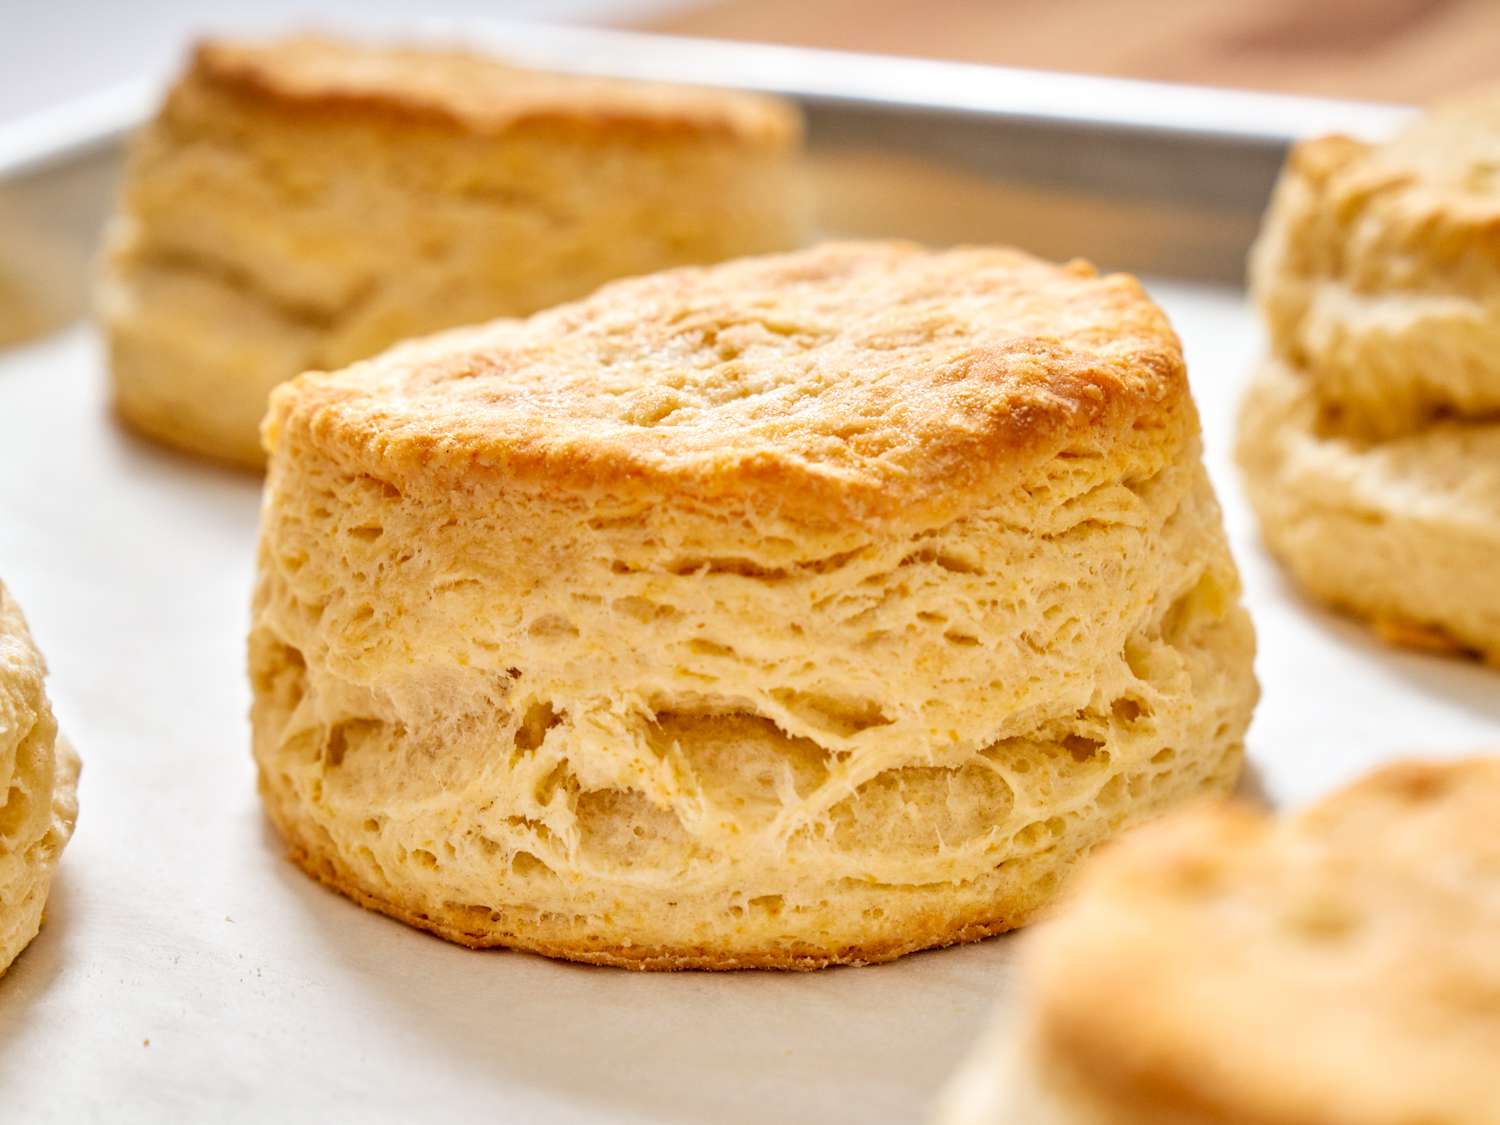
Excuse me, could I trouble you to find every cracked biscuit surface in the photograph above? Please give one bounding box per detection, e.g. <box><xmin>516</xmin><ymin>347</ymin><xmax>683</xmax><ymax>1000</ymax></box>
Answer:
<box><xmin>1242</xmin><ymin>90</ymin><xmax>1500</xmax><ymax>661</ymax></box>
<box><xmin>936</xmin><ymin>756</ymin><xmax>1500</xmax><ymax>1125</ymax></box>
<box><xmin>98</xmin><ymin>34</ymin><xmax>805</xmax><ymax>467</ymax></box>
<box><xmin>1</xmin><ymin>581</ymin><xmax>79</xmax><ymax>977</ymax></box>
<box><xmin>250</xmin><ymin>241</ymin><xmax>1257</xmax><ymax>969</ymax></box>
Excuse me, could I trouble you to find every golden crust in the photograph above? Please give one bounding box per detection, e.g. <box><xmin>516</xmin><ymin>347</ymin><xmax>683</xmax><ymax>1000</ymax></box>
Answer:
<box><xmin>188</xmin><ymin>35</ymin><xmax>800</xmax><ymax>146</ymax></box>
<box><xmin>276</xmin><ymin>817</ymin><xmax>1036</xmax><ymax>971</ymax></box>
<box><xmin>265</xmin><ymin>241</ymin><xmax>1194</xmax><ymax>527</ymax></box>
<box><xmin>946</xmin><ymin>757</ymin><xmax>1500</xmax><ymax>1125</ymax></box>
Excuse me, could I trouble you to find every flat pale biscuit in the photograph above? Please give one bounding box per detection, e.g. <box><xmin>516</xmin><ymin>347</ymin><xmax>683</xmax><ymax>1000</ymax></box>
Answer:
<box><xmin>937</xmin><ymin>756</ymin><xmax>1500</xmax><ymax>1125</ymax></box>
<box><xmin>0</xmin><ymin>581</ymin><xmax>80</xmax><ymax>977</ymax></box>
<box><xmin>1238</xmin><ymin>355</ymin><xmax>1500</xmax><ymax>663</ymax></box>
<box><xmin>98</xmin><ymin>34</ymin><xmax>806</xmax><ymax>467</ymax></box>
<box><xmin>1251</xmin><ymin>90</ymin><xmax>1500</xmax><ymax>439</ymax></box>
<box><xmin>250</xmin><ymin>241</ymin><xmax>1257</xmax><ymax>969</ymax></box>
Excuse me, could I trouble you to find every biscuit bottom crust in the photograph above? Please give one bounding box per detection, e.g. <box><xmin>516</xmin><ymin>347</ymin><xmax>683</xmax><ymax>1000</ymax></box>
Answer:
<box><xmin>277</xmin><ymin>826</ymin><xmax>1037</xmax><ymax>970</ymax></box>
<box><xmin>1238</xmin><ymin>356</ymin><xmax>1500</xmax><ymax>664</ymax></box>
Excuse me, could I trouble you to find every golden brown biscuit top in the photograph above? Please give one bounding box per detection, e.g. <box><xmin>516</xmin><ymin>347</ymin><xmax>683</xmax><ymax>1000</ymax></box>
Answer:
<box><xmin>188</xmin><ymin>35</ymin><xmax>800</xmax><ymax>146</ymax></box>
<box><xmin>1031</xmin><ymin>757</ymin><xmax>1500</xmax><ymax>1125</ymax></box>
<box><xmin>1280</xmin><ymin>87</ymin><xmax>1500</xmax><ymax>274</ymax></box>
<box><xmin>266</xmin><ymin>242</ymin><xmax>1190</xmax><ymax>523</ymax></box>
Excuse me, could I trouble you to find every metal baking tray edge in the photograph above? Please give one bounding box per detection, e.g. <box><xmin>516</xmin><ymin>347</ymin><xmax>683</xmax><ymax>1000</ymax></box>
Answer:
<box><xmin>0</xmin><ymin>20</ymin><xmax>1414</xmax><ymax>338</ymax></box>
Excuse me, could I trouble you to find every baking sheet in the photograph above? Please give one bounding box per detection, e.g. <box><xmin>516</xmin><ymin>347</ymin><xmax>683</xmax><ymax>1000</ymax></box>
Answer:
<box><xmin>1</xmin><ymin>27</ymin><xmax>1495</xmax><ymax>1125</ymax></box>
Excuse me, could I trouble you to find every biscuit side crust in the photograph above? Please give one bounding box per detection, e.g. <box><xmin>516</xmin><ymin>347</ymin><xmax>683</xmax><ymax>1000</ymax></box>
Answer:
<box><xmin>273</xmin><ymin>815</ymin><xmax>1044</xmax><ymax>971</ymax></box>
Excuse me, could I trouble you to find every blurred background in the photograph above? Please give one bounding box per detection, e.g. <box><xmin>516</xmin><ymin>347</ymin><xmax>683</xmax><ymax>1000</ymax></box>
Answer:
<box><xmin>6</xmin><ymin>0</ymin><xmax>1500</xmax><ymax>128</ymax></box>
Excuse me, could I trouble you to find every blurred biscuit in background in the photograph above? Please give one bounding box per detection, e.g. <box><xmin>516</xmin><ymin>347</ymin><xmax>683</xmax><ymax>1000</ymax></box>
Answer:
<box><xmin>97</xmin><ymin>34</ymin><xmax>807</xmax><ymax>467</ymax></box>
<box><xmin>936</xmin><ymin>756</ymin><xmax>1500</xmax><ymax>1125</ymax></box>
<box><xmin>1241</xmin><ymin>88</ymin><xmax>1500</xmax><ymax>662</ymax></box>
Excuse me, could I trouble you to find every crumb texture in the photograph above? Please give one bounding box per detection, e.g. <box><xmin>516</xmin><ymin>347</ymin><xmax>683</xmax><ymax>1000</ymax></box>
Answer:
<box><xmin>98</xmin><ymin>34</ymin><xmax>806</xmax><ymax>467</ymax></box>
<box><xmin>942</xmin><ymin>757</ymin><xmax>1500</xmax><ymax>1125</ymax></box>
<box><xmin>250</xmin><ymin>242</ymin><xmax>1256</xmax><ymax>968</ymax></box>
<box><xmin>0</xmin><ymin>582</ymin><xmax>80</xmax><ymax>976</ymax></box>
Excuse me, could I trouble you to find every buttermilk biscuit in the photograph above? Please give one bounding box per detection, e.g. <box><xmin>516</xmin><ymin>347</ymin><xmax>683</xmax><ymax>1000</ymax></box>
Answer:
<box><xmin>250</xmin><ymin>241</ymin><xmax>1257</xmax><ymax>970</ymax></box>
<box><xmin>0</xmin><ymin>582</ymin><xmax>80</xmax><ymax>976</ymax></box>
<box><xmin>1241</xmin><ymin>91</ymin><xmax>1500</xmax><ymax>661</ymax></box>
<box><xmin>936</xmin><ymin>756</ymin><xmax>1500</xmax><ymax>1125</ymax></box>
<box><xmin>98</xmin><ymin>35</ymin><xmax>805</xmax><ymax>468</ymax></box>
<box><xmin>1251</xmin><ymin>94</ymin><xmax>1500</xmax><ymax>439</ymax></box>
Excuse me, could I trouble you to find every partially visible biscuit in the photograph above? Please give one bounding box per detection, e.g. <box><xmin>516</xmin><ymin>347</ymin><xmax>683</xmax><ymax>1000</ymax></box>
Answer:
<box><xmin>1243</xmin><ymin>88</ymin><xmax>1500</xmax><ymax>662</ymax></box>
<box><xmin>1238</xmin><ymin>356</ymin><xmax>1500</xmax><ymax>663</ymax></box>
<box><xmin>937</xmin><ymin>756</ymin><xmax>1500</xmax><ymax>1125</ymax></box>
<box><xmin>98</xmin><ymin>34</ymin><xmax>807</xmax><ymax>467</ymax></box>
<box><xmin>250</xmin><ymin>240</ymin><xmax>1257</xmax><ymax>969</ymax></box>
<box><xmin>1251</xmin><ymin>92</ymin><xmax>1500</xmax><ymax>439</ymax></box>
<box><xmin>0</xmin><ymin>581</ymin><xmax>80</xmax><ymax>977</ymax></box>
